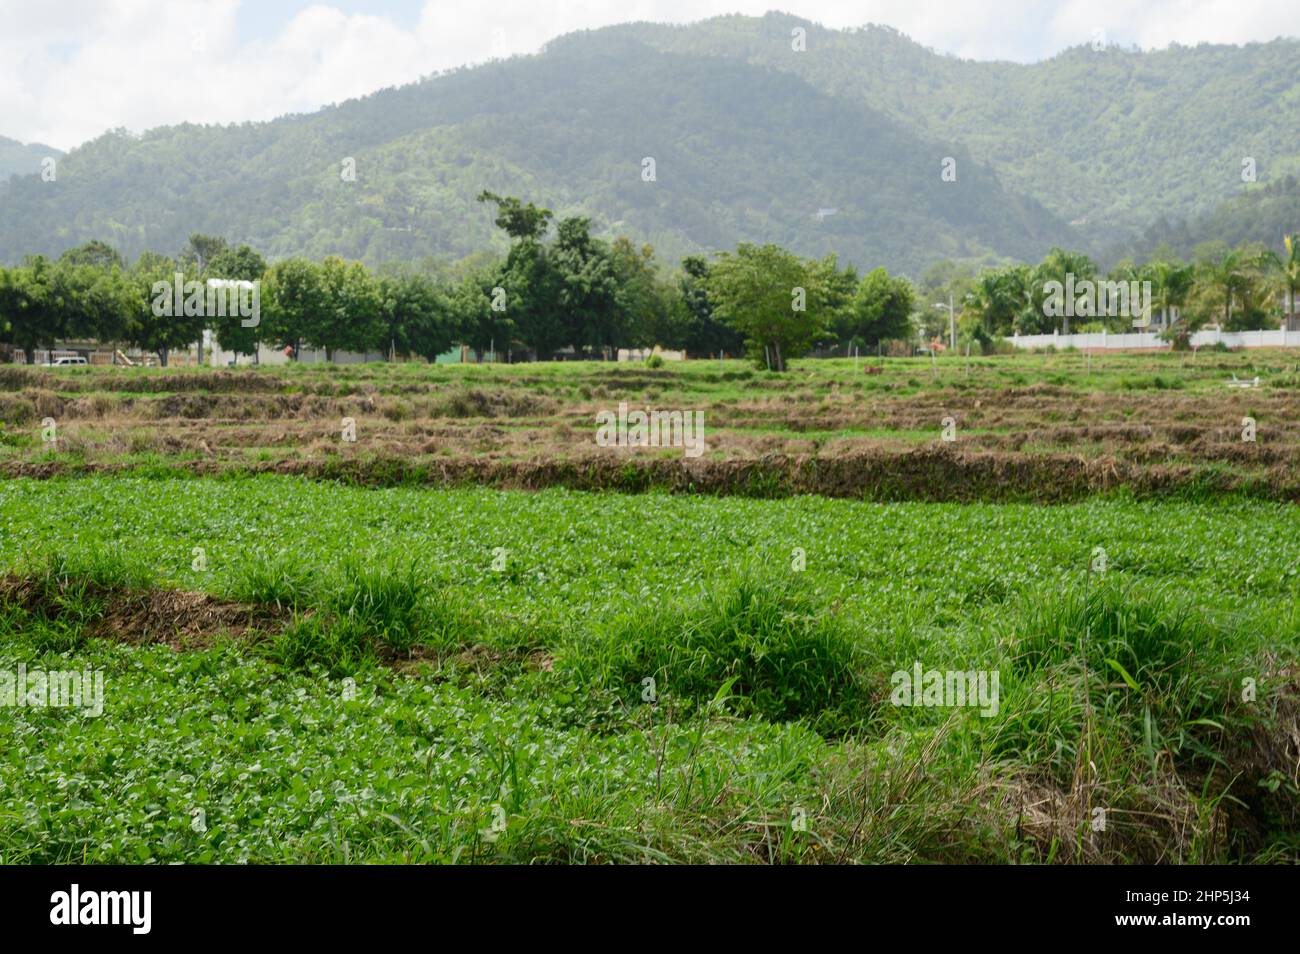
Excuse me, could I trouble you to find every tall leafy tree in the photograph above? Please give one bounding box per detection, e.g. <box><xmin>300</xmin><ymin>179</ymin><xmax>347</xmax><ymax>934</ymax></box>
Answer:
<box><xmin>449</xmin><ymin>265</ymin><xmax>510</xmax><ymax>361</ymax></box>
<box><xmin>1142</xmin><ymin>259</ymin><xmax>1195</xmax><ymax>331</ymax></box>
<box><xmin>498</xmin><ymin>237</ymin><xmax>564</xmax><ymax>358</ymax></box>
<box><xmin>848</xmin><ymin>267</ymin><xmax>916</xmax><ymax>348</ymax></box>
<box><xmin>477</xmin><ymin>193</ymin><xmax>566</xmax><ymax>357</ymax></box>
<box><xmin>179</xmin><ymin>233</ymin><xmax>229</xmax><ymax>271</ymax></box>
<box><xmin>705</xmin><ymin>243</ymin><xmax>824</xmax><ymax>371</ymax></box>
<box><xmin>127</xmin><ymin>253</ymin><xmax>204</xmax><ymax>366</ymax></box>
<box><xmin>610</xmin><ymin>237</ymin><xmax>681</xmax><ymax>350</ymax></box>
<box><xmin>377</xmin><ymin>266</ymin><xmax>454</xmax><ymax>361</ymax></box>
<box><xmin>262</xmin><ymin>258</ymin><xmax>325</xmax><ymax>359</ymax></box>
<box><xmin>476</xmin><ymin>192</ymin><xmax>552</xmax><ymax>241</ymax></box>
<box><xmin>809</xmin><ymin>254</ymin><xmax>860</xmax><ymax>346</ymax></box>
<box><xmin>1195</xmin><ymin>244</ymin><xmax>1257</xmax><ymax>330</ymax></box>
<box><xmin>59</xmin><ymin>240</ymin><xmax>126</xmax><ymax>270</ymax></box>
<box><xmin>1033</xmin><ymin>247</ymin><xmax>1097</xmax><ymax>334</ymax></box>
<box><xmin>311</xmin><ymin>257</ymin><xmax>383</xmax><ymax>360</ymax></box>
<box><xmin>63</xmin><ymin>261</ymin><xmax>134</xmax><ymax>345</ymax></box>
<box><xmin>967</xmin><ymin>266</ymin><xmax>1032</xmax><ymax>337</ymax></box>
<box><xmin>552</xmin><ymin>217</ymin><xmax>621</xmax><ymax>353</ymax></box>
<box><xmin>206</xmin><ymin>245</ymin><xmax>268</xmax><ymax>359</ymax></box>
<box><xmin>677</xmin><ymin>256</ymin><xmax>742</xmax><ymax>357</ymax></box>
<box><xmin>0</xmin><ymin>257</ymin><xmax>59</xmax><ymax>364</ymax></box>
<box><xmin>0</xmin><ymin>256</ymin><xmax>132</xmax><ymax>362</ymax></box>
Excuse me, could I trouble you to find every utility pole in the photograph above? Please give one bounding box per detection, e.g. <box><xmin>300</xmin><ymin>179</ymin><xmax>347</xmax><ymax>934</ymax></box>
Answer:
<box><xmin>949</xmin><ymin>291</ymin><xmax>955</xmax><ymax>350</ymax></box>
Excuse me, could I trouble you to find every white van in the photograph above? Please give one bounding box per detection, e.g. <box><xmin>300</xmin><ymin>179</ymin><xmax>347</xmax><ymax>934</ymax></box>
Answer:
<box><xmin>48</xmin><ymin>356</ymin><xmax>89</xmax><ymax>366</ymax></box>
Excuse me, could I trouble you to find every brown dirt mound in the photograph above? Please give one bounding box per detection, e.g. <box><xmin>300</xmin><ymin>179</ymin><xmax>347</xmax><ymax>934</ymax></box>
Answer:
<box><xmin>0</xmin><ymin>367</ymin><xmax>300</xmax><ymax>395</ymax></box>
<box><xmin>6</xmin><ymin>445</ymin><xmax>1300</xmax><ymax>502</ymax></box>
<box><xmin>1</xmin><ymin>575</ymin><xmax>552</xmax><ymax>676</ymax></box>
<box><xmin>0</xmin><ymin>575</ymin><xmax>293</xmax><ymax>649</ymax></box>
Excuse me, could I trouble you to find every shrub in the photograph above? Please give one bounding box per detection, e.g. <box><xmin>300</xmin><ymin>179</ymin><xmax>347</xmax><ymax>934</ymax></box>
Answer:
<box><xmin>558</xmin><ymin>571</ymin><xmax>872</xmax><ymax>733</ymax></box>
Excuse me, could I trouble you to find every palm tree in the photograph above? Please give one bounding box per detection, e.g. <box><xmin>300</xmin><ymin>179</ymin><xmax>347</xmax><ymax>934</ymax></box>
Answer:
<box><xmin>966</xmin><ymin>266</ymin><xmax>1031</xmax><ymax>337</ymax></box>
<box><xmin>1196</xmin><ymin>248</ymin><xmax>1252</xmax><ymax>329</ymax></box>
<box><xmin>1033</xmin><ymin>248</ymin><xmax>1097</xmax><ymax>335</ymax></box>
<box><xmin>1143</xmin><ymin>260</ymin><xmax>1195</xmax><ymax>331</ymax></box>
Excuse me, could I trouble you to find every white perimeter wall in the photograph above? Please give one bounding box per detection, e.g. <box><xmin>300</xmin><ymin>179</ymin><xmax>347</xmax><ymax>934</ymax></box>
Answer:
<box><xmin>1008</xmin><ymin>329</ymin><xmax>1300</xmax><ymax>351</ymax></box>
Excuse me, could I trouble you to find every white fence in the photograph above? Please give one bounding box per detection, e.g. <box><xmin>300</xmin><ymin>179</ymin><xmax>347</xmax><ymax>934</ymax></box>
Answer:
<box><xmin>1009</xmin><ymin>329</ymin><xmax>1300</xmax><ymax>351</ymax></box>
<box><xmin>197</xmin><ymin>330</ymin><xmax>385</xmax><ymax>366</ymax></box>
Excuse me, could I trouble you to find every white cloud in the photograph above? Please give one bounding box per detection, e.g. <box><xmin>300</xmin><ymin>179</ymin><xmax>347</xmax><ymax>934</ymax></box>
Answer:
<box><xmin>0</xmin><ymin>0</ymin><xmax>1294</xmax><ymax>150</ymax></box>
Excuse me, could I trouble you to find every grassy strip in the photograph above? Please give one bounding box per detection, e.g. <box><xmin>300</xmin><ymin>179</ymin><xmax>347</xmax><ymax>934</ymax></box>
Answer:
<box><xmin>1</xmin><ymin>551</ymin><xmax>1296</xmax><ymax>862</ymax></box>
<box><xmin>3</xmin><ymin>448</ymin><xmax>1297</xmax><ymax>503</ymax></box>
<box><xmin>2</xmin><ymin>478</ymin><xmax>1298</xmax><ymax>862</ymax></box>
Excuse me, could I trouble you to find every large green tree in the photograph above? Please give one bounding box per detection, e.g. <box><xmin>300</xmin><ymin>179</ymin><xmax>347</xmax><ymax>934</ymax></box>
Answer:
<box><xmin>179</xmin><ymin>233</ymin><xmax>229</xmax><ymax>271</ymax></box>
<box><xmin>1033</xmin><ymin>248</ymin><xmax>1097</xmax><ymax>334</ymax></box>
<box><xmin>376</xmin><ymin>266</ymin><xmax>455</xmax><ymax>361</ymax></box>
<box><xmin>128</xmin><ymin>252</ymin><xmax>205</xmax><ymax>366</ymax></box>
<box><xmin>552</xmin><ymin>217</ymin><xmax>621</xmax><ymax>354</ymax></box>
<box><xmin>262</xmin><ymin>258</ymin><xmax>325</xmax><ymax>359</ymax></box>
<box><xmin>0</xmin><ymin>256</ymin><xmax>134</xmax><ymax>363</ymax></box>
<box><xmin>498</xmin><ymin>237</ymin><xmax>563</xmax><ymax>358</ymax></box>
<box><xmin>59</xmin><ymin>240</ymin><xmax>126</xmax><ymax>270</ymax></box>
<box><xmin>448</xmin><ymin>265</ymin><xmax>511</xmax><ymax>361</ymax></box>
<box><xmin>206</xmin><ymin>245</ymin><xmax>269</xmax><ymax>359</ymax></box>
<box><xmin>676</xmin><ymin>256</ymin><xmax>742</xmax><ymax>358</ymax></box>
<box><xmin>477</xmin><ymin>192</ymin><xmax>553</xmax><ymax>242</ymax></box>
<box><xmin>0</xmin><ymin>257</ymin><xmax>60</xmax><ymax>363</ymax></box>
<box><xmin>1193</xmin><ymin>244</ymin><xmax>1269</xmax><ymax>331</ymax></box>
<box><xmin>1142</xmin><ymin>259</ymin><xmax>1195</xmax><ymax>333</ymax></box>
<box><xmin>610</xmin><ymin>237</ymin><xmax>682</xmax><ymax>351</ymax></box>
<box><xmin>311</xmin><ymin>257</ymin><xmax>382</xmax><ymax>360</ymax></box>
<box><xmin>966</xmin><ymin>265</ymin><xmax>1032</xmax><ymax>338</ymax></box>
<box><xmin>847</xmin><ymin>267</ymin><xmax>915</xmax><ymax>348</ymax></box>
<box><xmin>705</xmin><ymin>243</ymin><xmax>825</xmax><ymax>371</ymax></box>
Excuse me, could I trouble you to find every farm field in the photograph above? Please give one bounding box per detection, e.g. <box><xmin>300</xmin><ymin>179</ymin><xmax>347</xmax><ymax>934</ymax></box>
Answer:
<box><xmin>1</xmin><ymin>472</ymin><xmax>1298</xmax><ymax>863</ymax></box>
<box><xmin>5</xmin><ymin>0</ymin><xmax>1300</xmax><ymax>897</ymax></box>
<box><xmin>2</xmin><ymin>349</ymin><xmax>1300</xmax><ymax>502</ymax></box>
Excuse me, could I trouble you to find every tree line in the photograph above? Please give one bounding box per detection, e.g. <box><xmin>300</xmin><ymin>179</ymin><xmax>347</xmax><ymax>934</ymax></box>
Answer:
<box><xmin>0</xmin><ymin>194</ymin><xmax>915</xmax><ymax>370</ymax></box>
<box><xmin>923</xmin><ymin>239</ymin><xmax>1300</xmax><ymax>350</ymax></box>
<box><xmin>2</xmin><ymin>195</ymin><xmax>1296</xmax><ymax>368</ymax></box>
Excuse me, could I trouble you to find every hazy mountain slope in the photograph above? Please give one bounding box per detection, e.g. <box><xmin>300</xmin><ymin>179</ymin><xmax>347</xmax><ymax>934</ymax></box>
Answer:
<box><xmin>610</xmin><ymin>13</ymin><xmax>1300</xmax><ymax>240</ymax></box>
<box><xmin>1115</xmin><ymin>174</ymin><xmax>1300</xmax><ymax>263</ymax></box>
<box><xmin>0</xmin><ymin>36</ymin><xmax>1069</xmax><ymax>274</ymax></box>
<box><xmin>0</xmin><ymin>136</ymin><xmax>61</xmax><ymax>181</ymax></box>
<box><xmin>2</xmin><ymin>12</ymin><xmax>1293</xmax><ymax>272</ymax></box>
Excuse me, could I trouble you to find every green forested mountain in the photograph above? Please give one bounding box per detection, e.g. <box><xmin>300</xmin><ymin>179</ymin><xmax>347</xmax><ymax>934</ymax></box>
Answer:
<box><xmin>611</xmin><ymin>14</ymin><xmax>1300</xmax><ymax>240</ymax></box>
<box><xmin>0</xmin><ymin>137</ymin><xmax>61</xmax><ymax>182</ymax></box>
<box><xmin>1117</xmin><ymin>174</ymin><xmax>1300</xmax><ymax>263</ymax></box>
<box><xmin>0</xmin><ymin>12</ymin><xmax>1295</xmax><ymax>274</ymax></box>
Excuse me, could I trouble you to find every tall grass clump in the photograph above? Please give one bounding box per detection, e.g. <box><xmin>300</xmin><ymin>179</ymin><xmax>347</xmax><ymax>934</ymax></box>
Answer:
<box><xmin>991</xmin><ymin>581</ymin><xmax>1236</xmax><ymax>767</ymax></box>
<box><xmin>0</xmin><ymin>548</ymin><xmax>156</xmax><ymax>652</ymax></box>
<box><xmin>230</xmin><ymin>549</ymin><xmax>316</xmax><ymax>610</ymax></box>
<box><xmin>235</xmin><ymin>552</ymin><xmax>464</xmax><ymax>670</ymax></box>
<box><xmin>265</xmin><ymin>614</ymin><xmax>378</xmax><ymax>676</ymax></box>
<box><xmin>28</xmin><ymin>548</ymin><xmax>152</xmax><ymax>626</ymax></box>
<box><xmin>973</xmin><ymin>580</ymin><xmax>1297</xmax><ymax>861</ymax></box>
<box><xmin>32</xmin><ymin>547</ymin><xmax>155</xmax><ymax>594</ymax></box>
<box><xmin>559</xmin><ymin>570</ymin><xmax>872</xmax><ymax>734</ymax></box>
<box><xmin>327</xmin><ymin>554</ymin><xmax>424</xmax><ymax>652</ymax></box>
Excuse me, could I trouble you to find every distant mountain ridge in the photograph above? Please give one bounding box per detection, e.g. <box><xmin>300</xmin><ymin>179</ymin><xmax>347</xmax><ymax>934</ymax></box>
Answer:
<box><xmin>0</xmin><ymin>12</ymin><xmax>1295</xmax><ymax>274</ymax></box>
<box><xmin>605</xmin><ymin>15</ymin><xmax>1300</xmax><ymax>241</ymax></box>
<box><xmin>0</xmin><ymin>136</ymin><xmax>62</xmax><ymax>182</ymax></box>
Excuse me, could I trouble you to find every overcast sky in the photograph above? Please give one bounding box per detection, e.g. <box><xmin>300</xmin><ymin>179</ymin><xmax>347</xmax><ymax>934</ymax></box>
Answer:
<box><xmin>2</xmin><ymin>0</ymin><xmax>1294</xmax><ymax>151</ymax></box>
